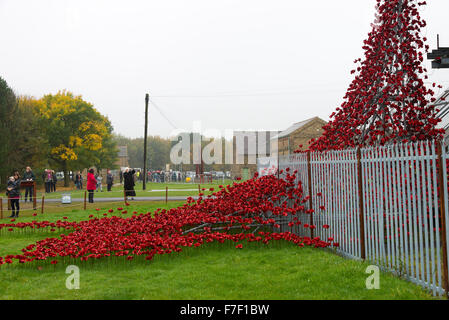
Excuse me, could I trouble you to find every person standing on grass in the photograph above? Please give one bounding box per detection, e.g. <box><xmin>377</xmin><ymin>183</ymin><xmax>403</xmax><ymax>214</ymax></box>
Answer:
<box><xmin>96</xmin><ymin>173</ymin><xmax>103</xmax><ymax>192</ymax></box>
<box><xmin>44</xmin><ymin>169</ymin><xmax>52</xmax><ymax>193</ymax></box>
<box><xmin>76</xmin><ymin>171</ymin><xmax>83</xmax><ymax>190</ymax></box>
<box><xmin>86</xmin><ymin>168</ymin><xmax>97</xmax><ymax>203</ymax></box>
<box><xmin>123</xmin><ymin>167</ymin><xmax>136</xmax><ymax>201</ymax></box>
<box><xmin>23</xmin><ymin>166</ymin><xmax>35</xmax><ymax>203</ymax></box>
<box><xmin>51</xmin><ymin>170</ymin><xmax>57</xmax><ymax>192</ymax></box>
<box><xmin>106</xmin><ymin>169</ymin><xmax>114</xmax><ymax>192</ymax></box>
<box><xmin>6</xmin><ymin>172</ymin><xmax>21</xmax><ymax>218</ymax></box>
<box><xmin>74</xmin><ymin>171</ymin><xmax>81</xmax><ymax>189</ymax></box>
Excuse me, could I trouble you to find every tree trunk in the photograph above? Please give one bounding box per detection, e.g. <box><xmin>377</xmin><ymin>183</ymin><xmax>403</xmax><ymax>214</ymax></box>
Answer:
<box><xmin>63</xmin><ymin>161</ymin><xmax>70</xmax><ymax>187</ymax></box>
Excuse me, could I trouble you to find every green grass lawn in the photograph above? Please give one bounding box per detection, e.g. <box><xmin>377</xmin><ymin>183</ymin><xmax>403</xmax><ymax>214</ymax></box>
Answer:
<box><xmin>0</xmin><ymin>201</ymin><xmax>186</xmax><ymax>221</ymax></box>
<box><xmin>0</xmin><ymin>202</ymin><xmax>439</xmax><ymax>300</ymax></box>
<box><xmin>36</xmin><ymin>181</ymin><xmax>231</xmax><ymax>200</ymax></box>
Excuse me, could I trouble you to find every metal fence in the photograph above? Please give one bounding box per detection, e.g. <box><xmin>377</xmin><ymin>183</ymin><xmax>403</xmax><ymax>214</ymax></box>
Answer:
<box><xmin>257</xmin><ymin>141</ymin><xmax>449</xmax><ymax>297</ymax></box>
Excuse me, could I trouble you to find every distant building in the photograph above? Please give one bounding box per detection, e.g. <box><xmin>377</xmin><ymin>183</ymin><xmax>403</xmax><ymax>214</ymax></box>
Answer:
<box><xmin>231</xmin><ymin>131</ymin><xmax>279</xmax><ymax>179</ymax></box>
<box><xmin>270</xmin><ymin>117</ymin><xmax>327</xmax><ymax>156</ymax></box>
<box><xmin>116</xmin><ymin>146</ymin><xmax>129</xmax><ymax>169</ymax></box>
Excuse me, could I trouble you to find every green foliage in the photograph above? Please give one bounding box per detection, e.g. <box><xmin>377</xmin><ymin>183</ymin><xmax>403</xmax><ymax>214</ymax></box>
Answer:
<box><xmin>0</xmin><ymin>77</ymin><xmax>118</xmax><ymax>187</ymax></box>
<box><xmin>114</xmin><ymin>134</ymin><xmax>172</xmax><ymax>170</ymax></box>
<box><xmin>0</xmin><ymin>76</ymin><xmax>18</xmax><ymax>185</ymax></box>
<box><xmin>113</xmin><ymin>133</ymin><xmax>232</xmax><ymax>172</ymax></box>
<box><xmin>34</xmin><ymin>90</ymin><xmax>118</xmax><ymax>185</ymax></box>
<box><xmin>0</xmin><ymin>79</ymin><xmax>47</xmax><ymax>186</ymax></box>
<box><xmin>16</xmin><ymin>96</ymin><xmax>49</xmax><ymax>170</ymax></box>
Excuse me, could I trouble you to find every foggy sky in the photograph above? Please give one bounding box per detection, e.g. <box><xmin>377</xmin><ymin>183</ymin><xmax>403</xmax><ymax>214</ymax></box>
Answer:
<box><xmin>1</xmin><ymin>0</ymin><xmax>448</xmax><ymax>138</ymax></box>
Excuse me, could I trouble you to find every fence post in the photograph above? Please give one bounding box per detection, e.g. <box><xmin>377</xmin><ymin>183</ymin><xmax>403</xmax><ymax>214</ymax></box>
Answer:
<box><xmin>437</xmin><ymin>143</ymin><xmax>449</xmax><ymax>292</ymax></box>
<box><xmin>0</xmin><ymin>197</ymin><xmax>3</xmax><ymax>220</ymax></box>
<box><xmin>41</xmin><ymin>195</ymin><xmax>45</xmax><ymax>214</ymax></box>
<box><xmin>166</xmin><ymin>186</ymin><xmax>168</xmax><ymax>204</ymax></box>
<box><xmin>357</xmin><ymin>148</ymin><xmax>366</xmax><ymax>260</ymax></box>
<box><xmin>84</xmin><ymin>191</ymin><xmax>87</xmax><ymax>210</ymax></box>
<box><xmin>33</xmin><ymin>181</ymin><xmax>37</xmax><ymax>210</ymax></box>
<box><xmin>307</xmin><ymin>151</ymin><xmax>314</xmax><ymax>239</ymax></box>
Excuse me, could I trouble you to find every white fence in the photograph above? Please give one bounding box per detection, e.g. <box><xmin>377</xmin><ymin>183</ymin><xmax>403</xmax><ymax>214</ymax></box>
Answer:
<box><xmin>258</xmin><ymin>141</ymin><xmax>449</xmax><ymax>297</ymax></box>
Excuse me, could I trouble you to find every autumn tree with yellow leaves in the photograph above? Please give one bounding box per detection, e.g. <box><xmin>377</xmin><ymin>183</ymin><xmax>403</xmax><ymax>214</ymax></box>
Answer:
<box><xmin>36</xmin><ymin>90</ymin><xmax>117</xmax><ymax>186</ymax></box>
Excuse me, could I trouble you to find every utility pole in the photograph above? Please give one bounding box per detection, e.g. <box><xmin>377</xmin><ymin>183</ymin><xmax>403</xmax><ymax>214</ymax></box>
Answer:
<box><xmin>143</xmin><ymin>93</ymin><xmax>149</xmax><ymax>190</ymax></box>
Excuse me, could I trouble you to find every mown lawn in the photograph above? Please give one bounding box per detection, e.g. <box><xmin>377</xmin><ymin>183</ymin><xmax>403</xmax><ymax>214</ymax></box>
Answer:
<box><xmin>36</xmin><ymin>181</ymin><xmax>233</xmax><ymax>200</ymax></box>
<box><xmin>0</xmin><ymin>200</ymin><xmax>185</xmax><ymax>220</ymax></box>
<box><xmin>0</xmin><ymin>202</ymin><xmax>439</xmax><ymax>300</ymax></box>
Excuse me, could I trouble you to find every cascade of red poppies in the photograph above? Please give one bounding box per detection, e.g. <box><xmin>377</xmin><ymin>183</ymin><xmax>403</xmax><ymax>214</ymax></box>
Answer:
<box><xmin>308</xmin><ymin>0</ymin><xmax>444</xmax><ymax>152</ymax></box>
<box><xmin>0</xmin><ymin>173</ymin><xmax>332</xmax><ymax>266</ymax></box>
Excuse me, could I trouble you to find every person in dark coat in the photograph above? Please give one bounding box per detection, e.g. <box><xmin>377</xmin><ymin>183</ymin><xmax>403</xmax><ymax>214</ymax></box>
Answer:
<box><xmin>51</xmin><ymin>170</ymin><xmax>57</xmax><ymax>192</ymax></box>
<box><xmin>23</xmin><ymin>166</ymin><xmax>35</xmax><ymax>203</ymax></box>
<box><xmin>6</xmin><ymin>172</ymin><xmax>21</xmax><ymax>218</ymax></box>
<box><xmin>160</xmin><ymin>171</ymin><xmax>165</xmax><ymax>183</ymax></box>
<box><xmin>74</xmin><ymin>171</ymin><xmax>81</xmax><ymax>189</ymax></box>
<box><xmin>123</xmin><ymin>168</ymin><xmax>136</xmax><ymax>200</ymax></box>
<box><xmin>44</xmin><ymin>169</ymin><xmax>52</xmax><ymax>193</ymax></box>
<box><xmin>106</xmin><ymin>169</ymin><xmax>114</xmax><ymax>192</ymax></box>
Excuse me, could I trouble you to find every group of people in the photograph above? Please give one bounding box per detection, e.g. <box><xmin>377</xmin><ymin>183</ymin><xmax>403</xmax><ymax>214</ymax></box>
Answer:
<box><xmin>3</xmin><ymin>167</ymin><xmax>138</xmax><ymax>216</ymax></box>
<box><xmin>118</xmin><ymin>170</ymin><xmax>184</xmax><ymax>184</ymax></box>
<box><xmin>42</xmin><ymin>169</ymin><xmax>57</xmax><ymax>193</ymax></box>
<box><xmin>86</xmin><ymin>168</ymin><xmax>133</xmax><ymax>203</ymax></box>
<box><xmin>74</xmin><ymin>171</ymin><xmax>83</xmax><ymax>190</ymax></box>
<box><xmin>75</xmin><ymin>169</ymin><xmax>116</xmax><ymax>193</ymax></box>
<box><xmin>5</xmin><ymin>167</ymin><xmax>36</xmax><ymax>218</ymax></box>
<box><xmin>147</xmin><ymin>171</ymin><xmax>184</xmax><ymax>183</ymax></box>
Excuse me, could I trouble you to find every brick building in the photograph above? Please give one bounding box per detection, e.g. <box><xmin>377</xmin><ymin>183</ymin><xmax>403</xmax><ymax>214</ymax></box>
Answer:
<box><xmin>270</xmin><ymin>117</ymin><xmax>327</xmax><ymax>155</ymax></box>
<box><xmin>116</xmin><ymin>146</ymin><xmax>129</xmax><ymax>169</ymax></box>
<box><xmin>231</xmin><ymin>131</ymin><xmax>279</xmax><ymax>179</ymax></box>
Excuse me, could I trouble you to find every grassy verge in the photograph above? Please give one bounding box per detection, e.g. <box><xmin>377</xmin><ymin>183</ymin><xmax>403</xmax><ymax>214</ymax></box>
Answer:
<box><xmin>29</xmin><ymin>182</ymin><xmax>228</xmax><ymax>200</ymax></box>
<box><xmin>0</xmin><ymin>242</ymin><xmax>437</xmax><ymax>300</ymax></box>
<box><xmin>0</xmin><ymin>201</ymin><xmax>186</xmax><ymax>221</ymax></box>
<box><xmin>0</xmin><ymin>201</ymin><xmax>439</xmax><ymax>300</ymax></box>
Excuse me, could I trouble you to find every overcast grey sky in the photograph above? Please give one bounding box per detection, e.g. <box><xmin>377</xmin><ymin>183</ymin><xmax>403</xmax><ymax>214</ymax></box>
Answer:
<box><xmin>1</xmin><ymin>0</ymin><xmax>448</xmax><ymax>138</ymax></box>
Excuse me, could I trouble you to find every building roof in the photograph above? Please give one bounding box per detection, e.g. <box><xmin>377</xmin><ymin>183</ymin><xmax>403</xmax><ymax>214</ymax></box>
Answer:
<box><xmin>270</xmin><ymin>117</ymin><xmax>323</xmax><ymax>140</ymax></box>
<box><xmin>117</xmin><ymin>146</ymin><xmax>128</xmax><ymax>158</ymax></box>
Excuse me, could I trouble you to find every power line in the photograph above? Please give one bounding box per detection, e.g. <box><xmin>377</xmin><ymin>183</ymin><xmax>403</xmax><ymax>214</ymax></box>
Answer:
<box><xmin>151</xmin><ymin>91</ymin><xmax>332</xmax><ymax>98</ymax></box>
<box><xmin>150</xmin><ymin>86</ymin><xmax>344</xmax><ymax>99</ymax></box>
<box><xmin>149</xmin><ymin>98</ymin><xmax>178</xmax><ymax>129</ymax></box>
